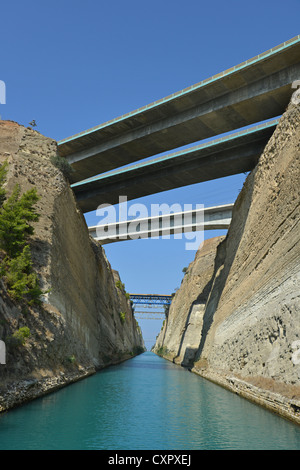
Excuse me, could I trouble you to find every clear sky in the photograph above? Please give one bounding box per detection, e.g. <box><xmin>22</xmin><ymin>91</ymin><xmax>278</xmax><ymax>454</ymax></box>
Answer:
<box><xmin>1</xmin><ymin>0</ymin><xmax>299</xmax><ymax>349</ymax></box>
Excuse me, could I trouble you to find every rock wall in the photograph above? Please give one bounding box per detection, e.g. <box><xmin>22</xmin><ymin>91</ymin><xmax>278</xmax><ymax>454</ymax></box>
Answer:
<box><xmin>0</xmin><ymin>121</ymin><xmax>144</xmax><ymax>412</ymax></box>
<box><xmin>153</xmin><ymin>100</ymin><xmax>300</xmax><ymax>424</ymax></box>
<box><xmin>154</xmin><ymin>236</ymin><xmax>225</xmax><ymax>366</ymax></box>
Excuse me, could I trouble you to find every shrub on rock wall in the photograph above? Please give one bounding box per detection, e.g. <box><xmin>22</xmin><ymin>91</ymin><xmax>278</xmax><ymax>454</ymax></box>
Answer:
<box><xmin>0</xmin><ymin>161</ymin><xmax>43</xmax><ymax>305</ymax></box>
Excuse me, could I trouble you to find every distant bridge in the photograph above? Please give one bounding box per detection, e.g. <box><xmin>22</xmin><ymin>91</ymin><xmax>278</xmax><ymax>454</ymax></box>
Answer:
<box><xmin>134</xmin><ymin>314</ymin><xmax>165</xmax><ymax>321</ymax></box>
<box><xmin>130</xmin><ymin>294</ymin><xmax>172</xmax><ymax>321</ymax></box>
<box><xmin>59</xmin><ymin>35</ymin><xmax>300</xmax><ymax>187</ymax></box>
<box><xmin>88</xmin><ymin>203</ymin><xmax>233</xmax><ymax>244</ymax></box>
<box><xmin>130</xmin><ymin>294</ymin><xmax>172</xmax><ymax>305</ymax></box>
<box><xmin>129</xmin><ymin>294</ymin><xmax>173</xmax><ymax>320</ymax></box>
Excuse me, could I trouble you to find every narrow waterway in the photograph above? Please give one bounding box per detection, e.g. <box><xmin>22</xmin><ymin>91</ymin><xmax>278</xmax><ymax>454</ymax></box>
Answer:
<box><xmin>0</xmin><ymin>352</ymin><xmax>299</xmax><ymax>450</ymax></box>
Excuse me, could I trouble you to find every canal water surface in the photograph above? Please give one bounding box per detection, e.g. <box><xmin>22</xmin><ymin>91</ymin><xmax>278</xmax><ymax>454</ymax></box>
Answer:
<box><xmin>0</xmin><ymin>352</ymin><xmax>299</xmax><ymax>450</ymax></box>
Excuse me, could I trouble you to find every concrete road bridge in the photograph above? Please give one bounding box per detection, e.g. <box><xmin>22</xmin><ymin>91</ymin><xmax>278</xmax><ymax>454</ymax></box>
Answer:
<box><xmin>134</xmin><ymin>313</ymin><xmax>166</xmax><ymax>321</ymax></box>
<box><xmin>73</xmin><ymin>120</ymin><xmax>277</xmax><ymax>213</ymax></box>
<box><xmin>88</xmin><ymin>203</ymin><xmax>233</xmax><ymax>245</ymax></box>
<box><xmin>58</xmin><ymin>35</ymin><xmax>300</xmax><ymax>186</ymax></box>
<box><xmin>134</xmin><ymin>309</ymin><xmax>166</xmax><ymax>321</ymax></box>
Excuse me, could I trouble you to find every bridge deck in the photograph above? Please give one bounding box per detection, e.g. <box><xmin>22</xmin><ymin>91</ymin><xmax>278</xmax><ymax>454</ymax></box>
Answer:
<box><xmin>59</xmin><ymin>36</ymin><xmax>300</xmax><ymax>183</ymax></box>
<box><xmin>88</xmin><ymin>204</ymin><xmax>233</xmax><ymax>244</ymax></box>
<box><xmin>130</xmin><ymin>294</ymin><xmax>172</xmax><ymax>305</ymax></box>
<box><xmin>73</xmin><ymin>120</ymin><xmax>278</xmax><ymax>213</ymax></box>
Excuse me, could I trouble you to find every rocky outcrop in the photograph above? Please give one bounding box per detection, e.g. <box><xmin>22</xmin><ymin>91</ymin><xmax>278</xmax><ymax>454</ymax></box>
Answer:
<box><xmin>0</xmin><ymin>121</ymin><xmax>144</xmax><ymax>412</ymax></box>
<box><xmin>153</xmin><ymin>100</ymin><xmax>300</xmax><ymax>424</ymax></box>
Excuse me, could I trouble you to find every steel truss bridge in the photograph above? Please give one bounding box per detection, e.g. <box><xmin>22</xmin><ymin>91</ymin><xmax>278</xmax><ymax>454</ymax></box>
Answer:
<box><xmin>130</xmin><ymin>294</ymin><xmax>172</xmax><ymax>305</ymax></box>
<box><xmin>130</xmin><ymin>294</ymin><xmax>172</xmax><ymax>320</ymax></box>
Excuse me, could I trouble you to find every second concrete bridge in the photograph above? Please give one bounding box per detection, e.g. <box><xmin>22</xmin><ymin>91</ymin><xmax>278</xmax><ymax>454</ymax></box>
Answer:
<box><xmin>88</xmin><ymin>203</ymin><xmax>233</xmax><ymax>244</ymax></box>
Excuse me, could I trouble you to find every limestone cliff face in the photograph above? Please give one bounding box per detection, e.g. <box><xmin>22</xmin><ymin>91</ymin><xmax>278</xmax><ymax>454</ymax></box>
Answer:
<box><xmin>0</xmin><ymin>121</ymin><xmax>144</xmax><ymax>412</ymax></box>
<box><xmin>154</xmin><ymin>101</ymin><xmax>300</xmax><ymax>424</ymax></box>
<box><xmin>154</xmin><ymin>236</ymin><xmax>225</xmax><ymax>366</ymax></box>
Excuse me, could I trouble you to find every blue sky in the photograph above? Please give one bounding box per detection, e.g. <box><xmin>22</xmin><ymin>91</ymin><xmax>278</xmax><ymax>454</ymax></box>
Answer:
<box><xmin>1</xmin><ymin>0</ymin><xmax>299</xmax><ymax>348</ymax></box>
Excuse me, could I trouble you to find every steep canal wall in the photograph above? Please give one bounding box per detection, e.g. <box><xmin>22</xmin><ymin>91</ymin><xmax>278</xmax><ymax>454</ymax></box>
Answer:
<box><xmin>0</xmin><ymin>121</ymin><xmax>144</xmax><ymax>412</ymax></box>
<box><xmin>154</xmin><ymin>100</ymin><xmax>300</xmax><ymax>425</ymax></box>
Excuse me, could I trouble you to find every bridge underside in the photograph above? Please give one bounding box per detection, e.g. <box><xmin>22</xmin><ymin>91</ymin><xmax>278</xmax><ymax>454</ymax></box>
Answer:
<box><xmin>88</xmin><ymin>204</ymin><xmax>233</xmax><ymax>245</ymax></box>
<box><xmin>58</xmin><ymin>36</ymin><xmax>300</xmax><ymax>184</ymax></box>
<box><xmin>73</xmin><ymin>120</ymin><xmax>277</xmax><ymax>213</ymax></box>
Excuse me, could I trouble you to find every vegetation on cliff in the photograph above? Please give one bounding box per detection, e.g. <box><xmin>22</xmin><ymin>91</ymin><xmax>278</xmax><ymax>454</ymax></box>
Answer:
<box><xmin>0</xmin><ymin>122</ymin><xmax>145</xmax><ymax>413</ymax></box>
<box><xmin>0</xmin><ymin>161</ymin><xmax>43</xmax><ymax>305</ymax></box>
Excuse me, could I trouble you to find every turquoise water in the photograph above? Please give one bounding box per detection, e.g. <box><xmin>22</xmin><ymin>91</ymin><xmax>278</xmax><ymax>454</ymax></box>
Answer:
<box><xmin>0</xmin><ymin>352</ymin><xmax>299</xmax><ymax>450</ymax></box>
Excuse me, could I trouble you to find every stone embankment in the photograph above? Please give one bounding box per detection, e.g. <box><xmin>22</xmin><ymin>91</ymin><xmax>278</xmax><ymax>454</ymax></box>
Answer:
<box><xmin>0</xmin><ymin>121</ymin><xmax>144</xmax><ymax>412</ymax></box>
<box><xmin>154</xmin><ymin>100</ymin><xmax>300</xmax><ymax>425</ymax></box>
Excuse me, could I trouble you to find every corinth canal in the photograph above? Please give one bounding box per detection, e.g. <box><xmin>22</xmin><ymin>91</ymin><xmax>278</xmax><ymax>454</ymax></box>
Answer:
<box><xmin>0</xmin><ymin>352</ymin><xmax>299</xmax><ymax>450</ymax></box>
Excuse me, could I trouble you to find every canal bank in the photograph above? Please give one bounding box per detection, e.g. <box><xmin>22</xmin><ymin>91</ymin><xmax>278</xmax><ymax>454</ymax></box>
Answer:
<box><xmin>0</xmin><ymin>352</ymin><xmax>299</xmax><ymax>450</ymax></box>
